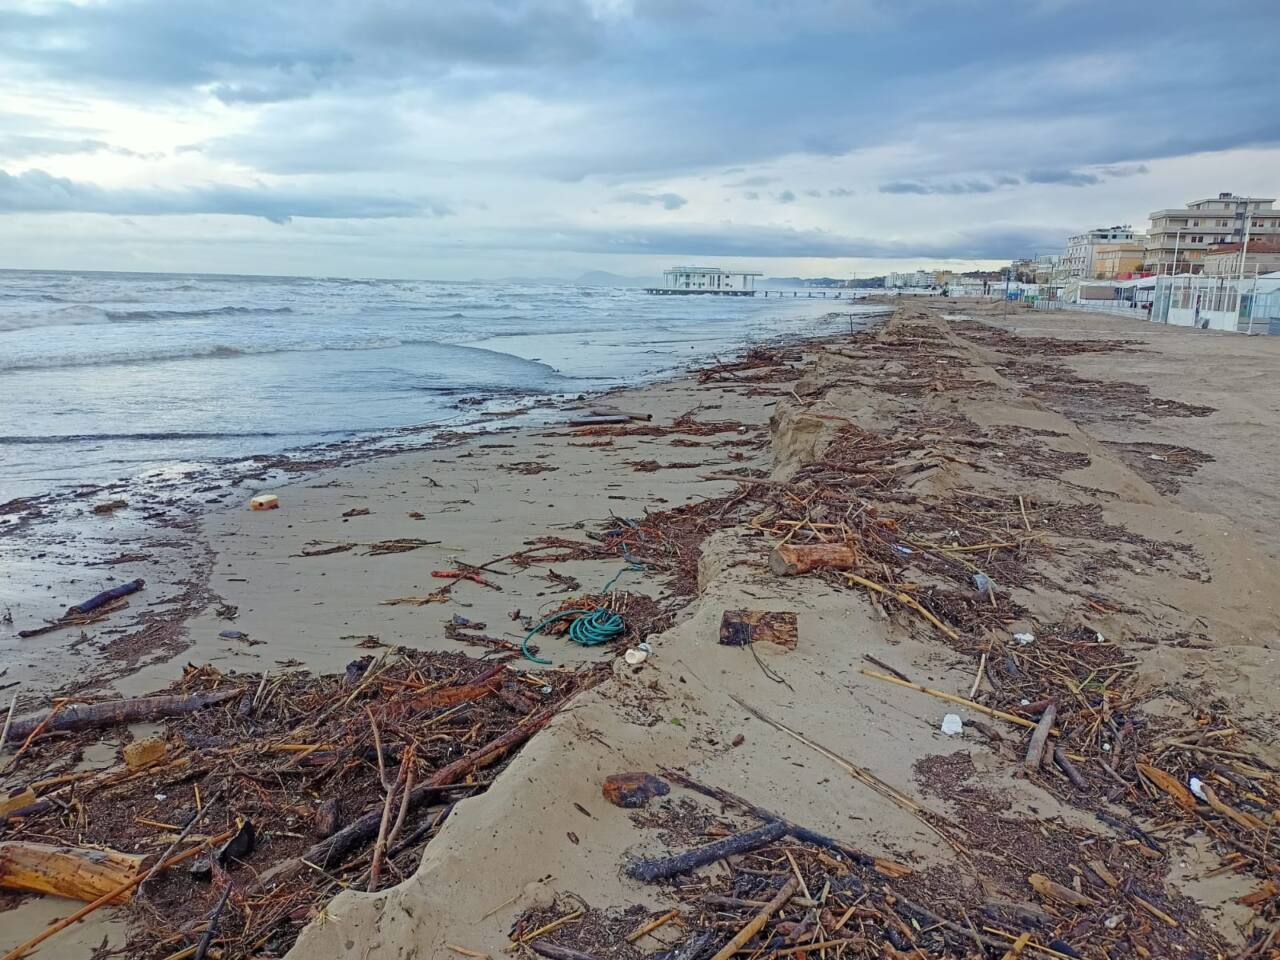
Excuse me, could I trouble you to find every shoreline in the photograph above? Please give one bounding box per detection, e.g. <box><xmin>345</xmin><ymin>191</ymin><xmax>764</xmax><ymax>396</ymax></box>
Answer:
<box><xmin>0</xmin><ymin>307</ymin><xmax>889</xmax><ymax>698</ymax></box>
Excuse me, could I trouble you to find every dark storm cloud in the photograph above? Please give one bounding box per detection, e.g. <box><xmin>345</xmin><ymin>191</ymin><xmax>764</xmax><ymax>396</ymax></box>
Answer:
<box><xmin>613</xmin><ymin>191</ymin><xmax>688</xmax><ymax>210</ymax></box>
<box><xmin>880</xmin><ymin>179</ymin><xmax>1001</xmax><ymax>195</ymax></box>
<box><xmin>0</xmin><ymin>1</ymin><xmax>606</xmax><ymax>99</ymax></box>
<box><xmin>0</xmin><ymin>169</ymin><xmax>447</xmax><ymax>223</ymax></box>
<box><xmin>1096</xmin><ymin>163</ymin><xmax>1149</xmax><ymax>178</ymax></box>
<box><xmin>502</xmin><ymin>222</ymin><xmax>1071</xmax><ymax>260</ymax></box>
<box><xmin>881</xmin><ymin>162</ymin><xmax>1151</xmax><ymax>196</ymax></box>
<box><xmin>1025</xmin><ymin>169</ymin><xmax>1101</xmax><ymax>187</ymax></box>
<box><xmin>5</xmin><ymin>1</ymin><xmax>1277</xmax><ymax>183</ymax></box>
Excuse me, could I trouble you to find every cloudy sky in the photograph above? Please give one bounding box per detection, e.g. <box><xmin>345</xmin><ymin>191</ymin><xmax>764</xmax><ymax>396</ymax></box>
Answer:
<box><xmin>0</xmin><ymin>0</ymin><xmax>1276</xmax><ymax>280</ymax></box>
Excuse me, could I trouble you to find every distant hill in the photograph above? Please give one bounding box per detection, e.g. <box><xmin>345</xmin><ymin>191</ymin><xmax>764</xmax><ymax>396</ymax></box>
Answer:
<box><xmin>575</xmin><ymin>270</ymin><xmax>657</xmax><ymax>287</ymax></box>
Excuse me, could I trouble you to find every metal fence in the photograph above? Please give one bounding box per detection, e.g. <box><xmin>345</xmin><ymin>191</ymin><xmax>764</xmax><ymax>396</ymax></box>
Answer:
<box><xmin>1031</xmin><ymin>300</ymin><xmax>1151</xmax><ymax>320</ymax></box>
<box><xmin>1033</xmin><ymin>294</ymin><xmax>1280</xmax><ymax>333</ymax></box>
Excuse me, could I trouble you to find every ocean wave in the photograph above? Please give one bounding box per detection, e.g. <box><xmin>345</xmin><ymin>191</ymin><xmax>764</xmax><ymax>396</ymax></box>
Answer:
<box><xmin>104</xmin><ymin>305</ymin><xmax>294</xmax><ymax>322</ymax></box>
<box><xmin>0</xmin><ymin>303</ymin><xmax>110</xmax><ymax>332</ymax></box>
<box><xmin>0</xmin><ymin>335</ymin><xmax>571</xmax><ymax>375</ymax></box>
<box><xmin>0</xmin><ymin>429</ymin><xmax>296</xmax><ymax>444</ymax></box>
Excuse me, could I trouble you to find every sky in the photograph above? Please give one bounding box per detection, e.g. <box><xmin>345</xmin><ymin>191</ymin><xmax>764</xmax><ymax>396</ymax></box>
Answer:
<box><xmin>0</xmin><ymin>0</ymin><xmax>1277</xmax><ymax>280</ymax></box>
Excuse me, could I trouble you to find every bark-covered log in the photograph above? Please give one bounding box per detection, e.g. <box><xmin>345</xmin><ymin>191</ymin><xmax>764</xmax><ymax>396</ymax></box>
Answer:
<box><xmin>768</xmin><ymin>543</ymin><xmax>856</xmax><ymax>576</ymax></box>
<box><xmin>66</xmin><ymin>578</ymin><xmax>145</xmax><ymax>616</ymax></box>
<box><xmin>626</xmin><ymin>820</ymin><xmax>788</xmax><ymax>882</ymax></box>
<box><xmin>5</xmin><ymin>688</ymin><xmax>241</xmax><ymax>742</ymax></box>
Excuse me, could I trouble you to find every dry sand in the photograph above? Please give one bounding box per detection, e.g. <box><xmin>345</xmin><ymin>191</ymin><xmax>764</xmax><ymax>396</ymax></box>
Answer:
<box><xmin>6</xmin><ymin>300</ymin><xmax>1280</xmax><ymax>958</ymax></box>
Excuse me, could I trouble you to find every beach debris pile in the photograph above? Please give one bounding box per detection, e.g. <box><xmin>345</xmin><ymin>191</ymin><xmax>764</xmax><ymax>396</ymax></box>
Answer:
<box><xmin>500</xmin><ymin>308</ymin><xmax>1276</xmax><ymax>957</ymax></box>
<box><xmin>696</xmin><ymin>346</ymin><xmax>803</xmax><ymax>385</ymax></box>
<box><xmin>509</xmin><ymin>766</ymin><xmax>1229</xmax><ymax>959</ymax></box>
<box><xmin>0</xmin><ymin>651</ymin><xmax>605</xmax><ymax>959</ymax></box>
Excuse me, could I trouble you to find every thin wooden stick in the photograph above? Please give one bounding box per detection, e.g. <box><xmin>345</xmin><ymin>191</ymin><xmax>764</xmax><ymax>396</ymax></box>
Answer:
<box><xmin>860</xmin><ymin>669</ymin><xmax>1058</xmax><ymax>734</ymax></box>
<box><xmin>511</xmin><ymin>908</ymin><xmax>584</xmax><ymax>947</ymax></box>
<box><xmin>2</xmin><ymin>700</ymin><xmax>65</xmax><ymax>771</ymax></box>
<box><xmin>842</xmin><ymin>572</ymin><xmax>960</xmax><ymax>640</ymax></box>
<box><xmin>1024</xmin><ymin>703</ymin><xmax>1057</xmax><ymax>772</ymax></box>
<box><xmin>0</xmin><ymin>828</ymin><xmax>234</xmax><ymax>960</ymax></box>
<box><xmin>385</xmin><ymin>747</ymin><xmax>417</xmax><ymax>853</ymax></box>
<box><xmin>708</xmin><ymin>877</ymin><xmax>798</xmax><ymax>960</ymax></box>
<box><xmin>625</xmin><ymin>909</ymin><xmax>680</xmax><ymax>943</ymax></box>
<box><xmin>730</xmin><ymin>695</ymin><xmax>967</xmax><ymax>855</ymax></box>
<box><xmin>969</xmin><ymin>653</ymin><xmax>987</xmax><ymax>699</ymax></box>
<box><xmin>139</xmin><ymin>787</ymin><xmax>225</xmax><ymax>894</ymax></box>
<box><xmin>0</xmin><ymin>690</ymin><xmax>18</xmax><ymax>753</ymax></box>
<box><xmin>369</xmin><ymin>749</ymin><xmax>410</xmax><ymax>892</ymax></box>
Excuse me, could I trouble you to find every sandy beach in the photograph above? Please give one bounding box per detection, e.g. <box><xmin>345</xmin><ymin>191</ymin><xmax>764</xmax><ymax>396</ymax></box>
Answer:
<box><xmin>6</xmin><ymin>299</ymin><xmax>1280</xmax><ymax>959</ymax></box>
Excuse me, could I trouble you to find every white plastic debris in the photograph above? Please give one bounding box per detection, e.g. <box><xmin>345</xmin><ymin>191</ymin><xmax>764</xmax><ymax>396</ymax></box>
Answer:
<box><xmin>1013</xmin><ymin>632</ymin><xmax>1035</xmax><ymax>645</ymax></box>
<box><xmin>624</xmin><ymin>642</ymin><xmax>652</xmax><ymax>666</ymax></box>
<box><xmin>1104</xmin><ymin>915</ymin><xmax>1123</xmax><ymax>930</ymax></box>
<box><xmin>1189</xmin><ymin>777</ymin><xmax>1207</xmax><ymax>801</ymax></box>
<box><xmin>940</xmin><ymin>714</ymin><xmax>963</xmax><ymax>736</ymax></box>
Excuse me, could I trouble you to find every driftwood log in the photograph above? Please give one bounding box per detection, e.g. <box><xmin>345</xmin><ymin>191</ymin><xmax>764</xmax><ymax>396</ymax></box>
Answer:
<box><xmin>1024</xmin><ymin>702</ymin><xmax>1057</xmax><ymax>772</ymax></box>
<box><xmin>0</xmin><ymin>841</ymin><xmax>145</xmax><ymax>903</ymax></box>
<box><xmin>5</xmin><ymin>688</ymin><xmax>242</xmax><ymax>743</ymax></box>
<box><xmin>626</xmin><ymin>819</ymin><xmax>787</xmax><ymax>882</ymax></box>
<box><xmin>769</xmin><ymin>543</ymin><xmax>856</xmax><ymax>576</ymax></box>
<box><xmin>662</xmin><ymin>769</ymin><xmax>908</xmax><ymax>875</ymax></box>
<box><xmin>588</xmin><ymin>407</ymin><xmax>652</xmax><ymax>422</ymax></box>
<box><xmin>67</xmin><ymin>578</ymin><xmax>145</xmax><ymax>616</ymax></box>
<box><xmin>567</xmin><ymin>415</ymin><xmax>630</xmax><ymax>427</ymax></box>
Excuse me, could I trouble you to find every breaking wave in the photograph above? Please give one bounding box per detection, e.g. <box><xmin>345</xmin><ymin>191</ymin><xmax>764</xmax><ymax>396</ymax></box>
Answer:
<box><xmin>104</xmin><ymin>305</ymin><xmax>295</xmax><ymax>322</ymax></box>
<box><xmin>0</xmin><ymin>304</ymin><xmax>109</xmax><ymax>332</ymax></box>
<box><xmin>0</xmin><ymin>303</ymin><xmax>294</xmax><ymax>332</ymax></box>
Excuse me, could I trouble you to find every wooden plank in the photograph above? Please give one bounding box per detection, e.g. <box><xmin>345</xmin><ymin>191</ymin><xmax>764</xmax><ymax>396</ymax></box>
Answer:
<box><xmin>718</xmin><ymin>610</ymin><xmax>798</xmax><ymax>649</ymax></box>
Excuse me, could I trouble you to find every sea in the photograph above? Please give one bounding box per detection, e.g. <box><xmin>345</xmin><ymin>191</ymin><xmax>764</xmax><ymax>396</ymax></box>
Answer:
<box><xmin>0</xmin><ymin>269</ymin><xmax>883</xmax><ymax>504</ymax></box>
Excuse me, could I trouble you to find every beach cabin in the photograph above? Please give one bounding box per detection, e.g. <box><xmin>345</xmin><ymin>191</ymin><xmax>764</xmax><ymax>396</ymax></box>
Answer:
<box><xmin>646</xmin><ymin>266</ymin><xmax>762</xmax><ymax>296</ymax></box>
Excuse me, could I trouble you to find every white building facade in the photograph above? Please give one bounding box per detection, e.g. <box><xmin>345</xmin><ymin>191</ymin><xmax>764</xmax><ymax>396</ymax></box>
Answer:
<box><xmin>659</xmin><ymin>266</ymin><xmax>762</xmax><ymax>293</ymax></box>
<box><xmin>1057</xmin><ymin>226</ymin><xmax>1140</xmax><ymax>280</ymax></box>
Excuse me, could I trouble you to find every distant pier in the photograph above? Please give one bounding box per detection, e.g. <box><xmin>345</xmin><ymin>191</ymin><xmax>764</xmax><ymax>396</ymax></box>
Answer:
<box><xmin>643</xmin><ymin>287</ymin><xmax>756</xmax><ymax>296</ymax></box>
<box><xmin>642</xmin><ymin>287</ymin><xmax>848</xmax><ymax>298</ymax></box>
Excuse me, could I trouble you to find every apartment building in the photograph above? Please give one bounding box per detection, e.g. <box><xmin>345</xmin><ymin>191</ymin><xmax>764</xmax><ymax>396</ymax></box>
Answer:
<box><xmin>1057</xmin><ymin>226</ymin><xmax>1139</xmax><ymax>279</ymax></box>
<box><xmin>1142</xmin><ymin>192</ymin><xmax>1280</xmax><ymax>274</ymax></box>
